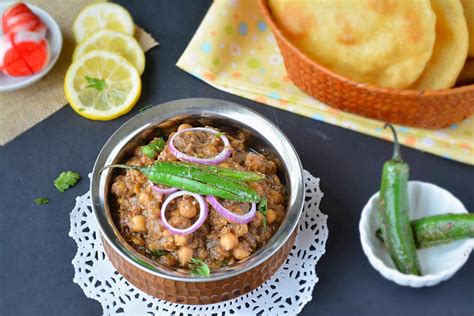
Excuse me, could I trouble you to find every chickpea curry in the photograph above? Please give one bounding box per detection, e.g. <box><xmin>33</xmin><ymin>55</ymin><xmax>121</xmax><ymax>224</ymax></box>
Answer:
<box><xmin>109</xmin><ymin>124</ymin><xmax>287</xmax><ymax>275</ymax></box>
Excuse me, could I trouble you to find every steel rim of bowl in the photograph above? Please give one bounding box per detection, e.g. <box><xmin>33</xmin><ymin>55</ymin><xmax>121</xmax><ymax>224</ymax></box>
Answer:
<box><xmin>91</xmin><ymin>98</ymin><xmax>304</xmax><ymax>282</ymax></box>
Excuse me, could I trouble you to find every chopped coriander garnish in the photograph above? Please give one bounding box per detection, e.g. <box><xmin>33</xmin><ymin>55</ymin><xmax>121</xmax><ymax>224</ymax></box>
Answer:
<box><xmin>190</xmin><ymin>258</ymin><xmax>211</xmax><ymax>277</ymax></box>
<box><xmin>214</xmin><ymin>131</ymin><xmax>226</xmax><ymax>138</ymax></box>
<box><xmin>148</xmin><ymin>249</ymin><xmax>167</xmax><ymax>258</ymax></box>
<box><xmin>54</xmin><ymin>171</ymin><xmax>81</xmax><ymax>192</ymax></box>
<box><xmin>139</xmin><ymin>104</ymin><xmax>153</xmax><ymax>112</ymax></box>
<box><xmin>141</xmin><ymin>137</ymin><xmax>166</xmax><ymax>158</ymax></box>
<box><xmin>85</xmin><ymin>76</ymin><xmax>106</xmax><ymax>91</ymax></box>
<box><xmin>34</xmin><ymin>197</ymin><xmax>50</xmax><ymax>205</ymax></box>
<box><xmin>258</xmin><ymin>197</ymin><xmax>268</xmax><ymax>230</ymax></box>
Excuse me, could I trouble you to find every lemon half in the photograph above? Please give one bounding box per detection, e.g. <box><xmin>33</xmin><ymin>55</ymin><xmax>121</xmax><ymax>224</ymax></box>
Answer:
<box><xmin>64</xmin><ymin>50</ymin><xmax>141</xmax><ymax>121</ymax></box>
<box><xmin>73</xmin><ymin>2</ymin><xmax>134</xmax><ymax>43</ymax></box>
<box><xmin>73</xmin><ymin>29</ymin><xmax>145</xmax><ymax>74</ymax></box>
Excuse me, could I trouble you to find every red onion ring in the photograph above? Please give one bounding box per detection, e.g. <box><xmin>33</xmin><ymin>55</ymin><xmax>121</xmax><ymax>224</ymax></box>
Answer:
<box><xmin>206</xmin><ymin>196</ymin><xmax>256</xmax><ymax>224</ymax></box>
<box><xmin>149</xmin><ymin>181</ymin><xmax>178</xmax><ymax>195</ymax></box>
<box><xmin>161</xmin><ymin>190</ymin><xmax>208</xmax><ymax>235</ymax></box>
<box><xmin>169</xmin><ymin>127</ymin><xmax>232</xmax><ymax>165</ymax></box>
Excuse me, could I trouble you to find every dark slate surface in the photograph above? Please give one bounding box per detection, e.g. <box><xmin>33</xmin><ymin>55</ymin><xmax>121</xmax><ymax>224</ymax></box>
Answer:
<box><xmin>0</xmin><ymin>1</ymin><xmax>472</xmax><ymax>315</ymax></box>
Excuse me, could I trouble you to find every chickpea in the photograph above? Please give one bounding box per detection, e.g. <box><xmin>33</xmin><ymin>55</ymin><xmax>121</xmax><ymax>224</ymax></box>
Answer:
<box><xmin>130</xmin><ymin>169</ymin><xmax>146</xmax><ymax>183</ymax></box>
<box><xmin>177</xmin><ymin>123</ymin><xmax>193</xmax><ymax>131</ymax></box>
<box><xmin>267</xmin><ymin>209</ymin><xmax>277</xmax><ymax>225</ymax></box>
<box><xmin>131</xmin><ymin>215</ymin><xmax>147</xmax><ymax>232</ymax></box>
<box><xmin>170</xmin><ymin>215</ymin><xmax>190</xmax><ymax>229</ymax></box>
<box><xmin>196</xmin><ymin>248</ymin><xmax>208</xmax><ymax>259</ymax></box>
<box><xmin>233</xmin><ymin>244</ymin><xmax>251</xmax><ymax>260</ymax></box>
<box><xmin>112</xmin><ymin>180</ymin><xmax>127</xmax><ymax>196</ymax></box>
<box><xmin>220</xmin><ymin>232</ymin><xmax>238</xmax><ymax>251</ymax></box>
<box><xmin>131</xmin><ymin>235</ymin><xmax>145</xmax><ymax>246</ymax></box>
<box><xmin>177</xmin><ymin>197</ymin><xmax>198</xmax><ymax>218</ymax></box>
<box><xmin>231</xmin><ymin>224</ymin><xmax>248</xmax><ymax>237</ymax></box>
<box><xmin>203</xmin><ymin>146</ymin><xmax>218</xmax><ymax>157</ymax></box>
<box><xmin>133</xmin><ymin>183</ymin><xmax>141</xmax><ymax>195</ymax></box>
<box><xmin>268</xmin><ymin>189</ymin><xmax>284</xmax><ymax>205</ymax></box>
<box><xmin>159</xmin><ymin>253</ymin><xmax>178</xmax><ymax>267</ymax></box>
<box><xmin>139</xmin><ymin>192</ymin><xmax>153</xmax><ymax>206</ymax></box>
<box><xmin>161</xmin><ymin>236</ymin><xmax>176</xmax><ymax>251</ymax></box>
<box><xmin>252</xmin><ymin>212</ymin><xmax>264</xmax><ymax>227</ymax></box>
<box><xmin>177</xmin><ymin>246</ymin><xmax>193</xmax><ymax>265</ymax></box>
<box><xmin>174</xmin><ymin>234</ymin><xmax>189</xmax><ymax>246</ymax></box>
<box><xmin>249</xmin><ymin>182</ymin><xmax>264</xmax><ymax>196</ymax></box>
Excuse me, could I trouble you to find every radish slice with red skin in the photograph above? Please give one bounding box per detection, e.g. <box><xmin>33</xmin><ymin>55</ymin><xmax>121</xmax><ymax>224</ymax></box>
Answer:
<box><xmin>0</xmin><ymin>34</ymin><xmax>32</xmax><ymax>76</ymax></box>
<box><xmin>2</xmin><ymin>3</ymin><xmax>30</xmax><ymax>21</ymax></box>
<box><xmin>161</xmin><ymin>191</ymin><xmax>208</xmax><ymax>236</ymax></box>
<box><xmin>0</xmin><ymin>32</ymin><xmax>50</xmax><ymax>76</ymax></box>
<box><xmin>2</xmin><ymin>3</ymin><xmax>47</xmax><ymax>37</ymax></box>
<box><xmin>169</xmin><ymin>127</ymin><xmax>232</xmax><ymax>165</ymax></box>
<box><xmin>2</xmin><ymin>3</ymin><xmax>30</xmax><ymax>31</ymax></box>
<box><xmin>206</xmin><ymin>196</ymin><xmax>256</xmax><ymax>224</ymax></box>
<box><xmin>6</xmin><ymin>16</ymin><xmax>46</xmax><ymax>37</ymax></box>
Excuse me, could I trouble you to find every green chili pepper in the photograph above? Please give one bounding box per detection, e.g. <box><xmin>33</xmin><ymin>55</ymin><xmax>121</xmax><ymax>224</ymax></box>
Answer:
<box><xmin>376</xmin><ymin>213</ymin><xmax>474</xmax><ymax>249</ymax></box>
<box><xmin>152</xmin><ymin>162</ymin><xmax>260</xmax><ymax>202</ymax></box>
<box><xmin>377</xmin><ymin>124</ymin><xmax>421</xmax><ymax>276</ymax></box>
<box><xmin>101</xmin><ymin>163</ymin><xmax>260</xmax><ymax>202</ymax></box>
<box><xmin>158</xmin><ymin>161</ymin><xmax>265</xmax><ymax>182</ymax></box>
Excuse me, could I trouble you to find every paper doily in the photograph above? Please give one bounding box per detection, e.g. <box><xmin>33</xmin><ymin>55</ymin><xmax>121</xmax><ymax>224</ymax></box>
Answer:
<box><xmin>69</xmin><ymin>170</ymin><xmax>328</xmax><ymax>315</ymax></box>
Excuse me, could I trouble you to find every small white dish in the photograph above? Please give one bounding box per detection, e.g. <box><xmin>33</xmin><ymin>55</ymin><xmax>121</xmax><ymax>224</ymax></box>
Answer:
<box><xmin>360</xmin><ymin>181</ymin><xmax>473</xmax><ymax>287</ymax></box>
<box><xmin>0</xmin><ymin>2</ymin><xmax>62</xmax><ymax>92</ymax></box>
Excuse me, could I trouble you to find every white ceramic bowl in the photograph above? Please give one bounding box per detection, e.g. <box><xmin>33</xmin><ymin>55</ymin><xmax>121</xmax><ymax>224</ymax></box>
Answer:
<box><xmin>360</xmin><ymin>181</ymin><xmax>473</xmax><ymax>287</ymax></box>
<box><xmin>0</xmin><ymin>2</ymin><xmax>62</xmax><ymax>92</ymax></box>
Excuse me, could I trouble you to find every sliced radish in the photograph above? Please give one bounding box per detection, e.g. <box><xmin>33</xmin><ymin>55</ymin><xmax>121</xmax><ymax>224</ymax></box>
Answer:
<box><xmin>2</xmin><ymin>3</ymin><xmax>30</xmax><ymax>31</ymax></box>
<box><xmin>0</xmin><ymin>32</ymin><xmax>50</xmax><ymax>77</ymax></box>
<box><xmin>2</xmin><ymin>3</ymin><xmax>47</xmax><ymax>37</ymax></box>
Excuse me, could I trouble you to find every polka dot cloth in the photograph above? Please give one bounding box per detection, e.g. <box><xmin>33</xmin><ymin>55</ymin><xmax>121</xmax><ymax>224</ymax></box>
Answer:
<box><xmin>177</xmin><ymin>0</ymin><xmax>474</xmax><ymax>165</ymax></box>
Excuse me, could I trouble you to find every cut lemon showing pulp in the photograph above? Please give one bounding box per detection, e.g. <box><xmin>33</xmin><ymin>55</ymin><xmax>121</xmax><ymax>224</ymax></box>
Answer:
<box><xmin>73</xmin><ymin>2</ymin><xmax>134</xmax><ymax>43</ymax></box>
<box><xmin>64</xmin><ymin>50</ymin><xmax>141</xmax><ymax>121</ymax></box>
<box><xmin>73</xmin><ymin>30</ymin><xmax>145</xmax><ymax>74</ymax></box>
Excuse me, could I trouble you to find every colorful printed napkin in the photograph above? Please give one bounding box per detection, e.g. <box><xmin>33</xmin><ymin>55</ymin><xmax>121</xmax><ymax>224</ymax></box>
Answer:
<box><xmin>177</xmin><ymin>0</ymin><xmax>473</xmax><ymax>165</ymax></box>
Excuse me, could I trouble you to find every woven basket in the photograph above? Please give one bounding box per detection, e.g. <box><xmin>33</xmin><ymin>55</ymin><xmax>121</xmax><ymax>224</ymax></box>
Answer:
<box><xmin>257</xmin><ymin>0</ymin><xmax>474</xmax><ymax>129</ymax></box>
<box><xmin>103</xmin><ymin>231</ymin><xmax>296</xmax><ymax>305</ymax></box>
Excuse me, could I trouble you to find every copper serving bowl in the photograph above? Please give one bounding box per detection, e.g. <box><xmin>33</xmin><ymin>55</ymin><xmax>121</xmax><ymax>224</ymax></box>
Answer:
<box><xmin>91</xmin><ymin>98</ymin><xmax>304</xmax><ymax>304</ymax></box>
<box><xmin>257</xmin><ymin>0</ymin><xmax>474</xmax><ymax>129</ymax></box>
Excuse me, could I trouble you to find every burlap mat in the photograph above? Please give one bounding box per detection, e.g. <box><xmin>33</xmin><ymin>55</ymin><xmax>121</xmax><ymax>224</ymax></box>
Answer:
<box><xmin>0</xmin><ymin>0</ymin><xmax>158</xmax><ymax>145</ymax></box>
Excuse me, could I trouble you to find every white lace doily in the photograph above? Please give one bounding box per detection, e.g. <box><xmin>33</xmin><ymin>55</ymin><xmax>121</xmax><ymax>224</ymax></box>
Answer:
<box><xmin>69</xmin><ymin>170</ymin><xmax>328</xmax><ymax>315</ymax></box>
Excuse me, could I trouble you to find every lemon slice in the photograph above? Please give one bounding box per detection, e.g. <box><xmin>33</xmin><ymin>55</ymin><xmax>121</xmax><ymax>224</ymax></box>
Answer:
<box><xmin>64</xmin><ymin>50</ymin><xmax>141</xmax><ymax>121</ymax></box>
<box><xmin>73</xmin><ymin>2</ymin><xmax>134</xmax><ymax>43</ymax></box>
<box><xmin>73</xmin><ymin>30</ymin><xmax>145</xmax><ymax>74</ymax></box>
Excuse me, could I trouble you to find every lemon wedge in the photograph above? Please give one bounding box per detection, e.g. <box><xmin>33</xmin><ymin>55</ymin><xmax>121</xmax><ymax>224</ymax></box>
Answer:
<box><xmin>73</xmin><ymin>3</ymin><xmax>134</xmax><ymax>43</ymax></box>
<box><xmin>64</xmin><ymin>50</ymin><xmax>141</xmax><ymax>120</ymax></box>
<box><xmin>73</xmin><ymin>29</ymin><xmax>145</xmax><ymax>75</ymax></box>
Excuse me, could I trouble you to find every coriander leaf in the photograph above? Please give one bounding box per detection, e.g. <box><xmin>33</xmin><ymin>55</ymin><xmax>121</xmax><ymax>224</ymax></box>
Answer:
<box><xmin>258</xmin><ymin>197</ymin><xmax>268</xmax><ymax>230</ymax></box>
<box><xmin>190</xmin><ymin>258</ymin><xmax>211</xmax><ymax>277</ymax></box>
<box><xmin>54</xmin><ymin>171</ymin><xmax>81</xmax><ymax>192</ymax></box>
<box><xmin>141</xmin><ymin>145</ymin><xmax>156</xmax><ymax>158</ymax></box>
<box><xmin>141</xmin><ymin>137</ymin><xmax>166</xmax><ymax>158</ymax></box>
<box><xmin>148</xmin><ymin>249</ymin><xmax>166</xmax><ymax>258</ymax></box>
<box><xmin>85</xmin><ymin>76</ymin><xmax>106</xmax><ymax>91</ymax></box>
<box><xmin>139</xmin><ymin>104</ymin><xmax>153</xmax><ymax>112</ymax></box>
<box><xmin>34</xmin><ymin>197</ymin><xmax>50</xmax><ymax>205</ymax></box>
<box><xmin>214</xmin><ymin>131</ymin><xmax>226</xmax><ymax>138</ymax></box>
